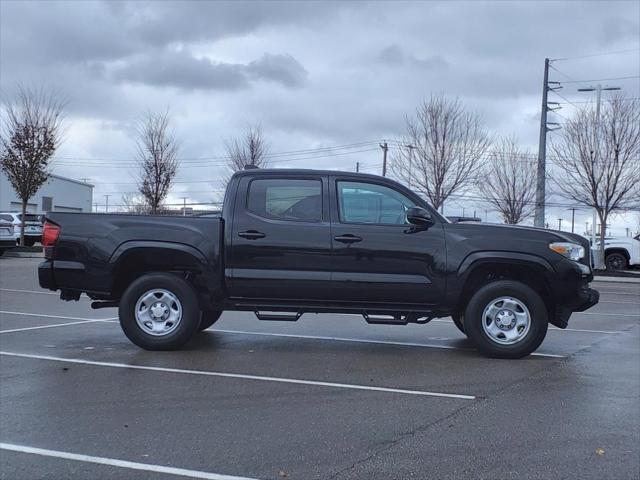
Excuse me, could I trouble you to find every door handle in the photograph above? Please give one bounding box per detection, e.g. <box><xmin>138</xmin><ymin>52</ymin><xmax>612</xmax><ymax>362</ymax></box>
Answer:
<box><xmin>334</xmin><ymin>234</ymin><xmax>362</xmax><ymax>244</ymax></box>
<box><xmin>238</xmin><ymin>230</ymin><xmax>266</xmax><ymax>240</ymax></box>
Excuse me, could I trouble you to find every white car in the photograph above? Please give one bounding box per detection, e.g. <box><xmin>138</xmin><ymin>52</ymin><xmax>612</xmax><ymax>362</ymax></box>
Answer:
<box><xmin>0</xmin><ymin>212</ymin><xmax>43</xmax><ymax>246</ymax></box>
<box><xmin>0</xmin><ymin>219</ymin><xmax>15</xmax><ymax>256</ymax></box>
<box><xmin>596</xmin><ymin>235</ymin><xmax>640</xmax><ymax>270</ymax></box>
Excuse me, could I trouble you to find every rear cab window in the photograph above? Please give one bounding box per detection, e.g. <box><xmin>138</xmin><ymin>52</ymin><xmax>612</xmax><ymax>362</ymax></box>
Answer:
<box><xmin>247</xmin><ymin>178</ymin><xmax>323</xmax><ymax>222</ymax></box>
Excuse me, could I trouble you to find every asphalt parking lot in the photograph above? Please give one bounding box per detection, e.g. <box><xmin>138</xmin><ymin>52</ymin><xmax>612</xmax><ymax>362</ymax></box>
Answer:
<box><xmin>1</xmin><ymin>255</ymin><xmax>639</xmax><ymax>480</ymax></box>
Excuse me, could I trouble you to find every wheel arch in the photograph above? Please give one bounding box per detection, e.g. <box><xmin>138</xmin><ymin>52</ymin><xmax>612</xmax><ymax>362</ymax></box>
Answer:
<box><xmin>109</xmin><ymin>241</ymin><xmax>220</xmax><ymax>307</ymax></box>
<box><xmin>454</xmin><ymin>253</ymin><xmax>555</xmax><ymax>326</ymax></box>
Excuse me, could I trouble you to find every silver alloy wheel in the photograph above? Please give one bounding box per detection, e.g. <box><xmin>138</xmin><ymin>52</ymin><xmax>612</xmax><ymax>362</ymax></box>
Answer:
<box><xmin>134</xmin><ymin>289</ymin><xmax>182</xmax><ymax>336</ymax></box>
<box><xmin>481</xmin><ymin>296</ymin><xmax>531</xmax><ymax>345</ymax></box>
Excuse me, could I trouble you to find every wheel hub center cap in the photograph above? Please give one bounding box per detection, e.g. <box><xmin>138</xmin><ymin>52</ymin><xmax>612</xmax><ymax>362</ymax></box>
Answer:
<box><xmin>496</xmin><ymin>310</ymin><xmax>515</xmax><ymax>329</ymax></box>
<box><xmin>150</xmin><ymin>303</ymin><xmax>168</xmax><ymax>319</ymax></box>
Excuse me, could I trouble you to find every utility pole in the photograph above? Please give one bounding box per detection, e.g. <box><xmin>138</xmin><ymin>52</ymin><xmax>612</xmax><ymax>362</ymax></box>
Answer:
<box><xmin>379</xmin><ymin>141</ymin><xmax>388</xmax><ymax>177</ymax></box>
<box><xmin>569</xmin><ymin>207</ymin><xmax>576</xmax><ymax>233</ymax></box>
<box><xmin>534</xmin><ymin>58</ymin><xmax>562</xmax><ymax>228</ymax></box>
<box><xmin>558</xmin><ymin>218</ymin><xmax>563</xmax><ymax>231</ymax></box>
<box><xmin>181</xmin><ymin>197</ymin><xmax>188</xmax><ymax>216</ymax></box>
<box><xmin>356</xmin><ymin>162</ymin><xmax>360</xmax><ymax>173</ymax></box>
<box><xmin>104</xmin><ymin>195</ymin><xmax>110</xmax><ymax>213</ymax></box>
<box><xmin>577</xmin><ymin>84</ymin><xmax>621</xmax><ymax>267</ymax></box>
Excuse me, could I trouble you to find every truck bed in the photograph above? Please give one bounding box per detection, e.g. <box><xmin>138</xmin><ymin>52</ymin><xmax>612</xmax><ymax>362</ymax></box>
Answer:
<box><xmin>40</xmin><ymin>212</ymin><xmax>223</xmax><ymax>298</ymax></box>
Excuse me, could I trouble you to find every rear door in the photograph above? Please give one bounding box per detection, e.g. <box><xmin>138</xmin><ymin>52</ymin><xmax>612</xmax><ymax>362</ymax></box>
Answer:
<box><xmin>226</xmin><ymin>174</ymin><xmax>333</xmax><ymax>300</ymax></box>
<box><xmin>329</xmin><ymin>177</ymin><xmax>446</xmax><ymax>306</ymax></box>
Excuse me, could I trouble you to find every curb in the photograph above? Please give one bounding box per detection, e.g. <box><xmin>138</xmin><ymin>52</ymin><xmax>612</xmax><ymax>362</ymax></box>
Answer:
<box><xmin>593</xmin><ymin>276</ymin><xmax>640</xmax><ymax>284</ymax></box>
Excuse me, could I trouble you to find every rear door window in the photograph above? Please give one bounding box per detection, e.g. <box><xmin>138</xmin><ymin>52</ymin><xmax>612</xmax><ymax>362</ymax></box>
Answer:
<box><xmin>247</xmin><ymin>178</ymin><xmax>322</xmax><ymax>222</ymax></box>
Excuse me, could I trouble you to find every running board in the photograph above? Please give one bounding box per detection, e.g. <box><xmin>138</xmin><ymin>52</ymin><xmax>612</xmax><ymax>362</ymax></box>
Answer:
<box><xmin>363</xmin><ymin>312</ymin><xmax>435</xmax><ymax>325</ymax></box>
<box><xmin>254</xmin><ymin>311</ymin><xmax>303</xmax><ymax>321</ymax></box>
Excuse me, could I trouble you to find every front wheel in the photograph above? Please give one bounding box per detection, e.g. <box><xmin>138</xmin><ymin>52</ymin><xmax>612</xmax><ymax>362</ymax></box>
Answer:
<box><xmin>199</xmin><ymin>310</ymin><xmax>222</xmax><ymax>331</ymax></box>
<box><xmin>463</xmin><ymin>280</ymin><xmax>548</xmax><ymax>359</ymax></box>
<box><xmin>119</xmin><ymin>272</ymin><xmax>201</xmax><ymax>350</ymax></box>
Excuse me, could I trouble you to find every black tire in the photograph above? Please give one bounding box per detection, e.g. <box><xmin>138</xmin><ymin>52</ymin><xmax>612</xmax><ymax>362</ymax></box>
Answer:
<box><xmin>199</xmin><ymin>310</ymin><xmax>222</xmax><ymax>331</ymax></box>
<box><xmin>118</xmin><ymin>272</ymin><xmax>200</xmax><ymax>350</ymax></box>
<box><xmin>463</xmin><ymin>280</ymin><xmax>548</xmax><ymax>359</ymax></box>
<box><xmin>24</xmin><ymin>238</ymin><xmax>36</xmax><ymax>247</ymax></box>
<box><xmin>451</xmin><ymin>313</ymin><xmax>466</xmax><ymax>335</ymax></box>
<box><xmin>605</xmin><ymin>252</ymin><xmax>628</xmax><ymax>271</ymax></box>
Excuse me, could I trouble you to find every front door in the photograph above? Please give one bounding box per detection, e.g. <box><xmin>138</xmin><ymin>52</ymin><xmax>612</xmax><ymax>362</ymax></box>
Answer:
<box><xmin>227</xmin><ymin>175</ymin><xmax>333</xmax><ymax>300</ymax></box>
<box><xmin>329</xmin><ymin>178</ymin><xmax>446</xmax><ymax>306</ymax></box>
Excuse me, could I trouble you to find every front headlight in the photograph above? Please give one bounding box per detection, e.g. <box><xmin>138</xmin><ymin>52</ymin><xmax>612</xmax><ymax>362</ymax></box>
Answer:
<box><xmin>549</xmin><ymin>242</ymin><xmax>585</xmax><ymax>261</ymax></box>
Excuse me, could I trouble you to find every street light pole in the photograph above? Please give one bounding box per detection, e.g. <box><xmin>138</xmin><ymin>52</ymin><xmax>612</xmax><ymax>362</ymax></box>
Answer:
<box><xmin>577</xmin><ymin>84</ymin><xmax>621</xmax><ymax>264</ymax></box>
<box><xmin>405</xmin><ymin>144</ymin><xmax>416</xmax><ymax>188</ymax></box>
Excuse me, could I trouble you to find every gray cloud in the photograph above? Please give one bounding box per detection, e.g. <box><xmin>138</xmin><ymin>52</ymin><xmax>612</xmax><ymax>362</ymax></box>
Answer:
<box><xmin>111</xmin><ymin>50</ymin><xmax>306</xmax><ymax>91</ymax></box>
<box><xmin>376</xmin><ymin>45</ymin><xmax>448</xmax><ymax>70</ymax></box>
<box><xmin>247</xmin><ymin>54</ymin><xmax>308</xmax><ymax>88</ymax></box>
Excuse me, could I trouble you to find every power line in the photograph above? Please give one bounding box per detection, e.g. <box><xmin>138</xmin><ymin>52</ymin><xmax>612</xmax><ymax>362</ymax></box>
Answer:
<box><xmin>551</xmin><ymin>48</ymin><xmax>640</xmax><ymax>62</ymax></box>
<box><xmin>559</xmin><ymin>75</ymin><xmax>639</xmax><ymax>84</ymax></box>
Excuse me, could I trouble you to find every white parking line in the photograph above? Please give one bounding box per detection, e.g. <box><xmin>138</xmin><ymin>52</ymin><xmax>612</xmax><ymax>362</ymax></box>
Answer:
<box><xmin>0</xmin><ymin>288</ymin><xmax>61</xmax><ymax>296</ymax></box>
<box><xmin>0</xmin><ymin>320</ymin><xmax>106</xmax><ymax>334</ymax></box>
<box><xmin>0</xmin><ymin>311</ymin><xmax>117</xmax><ymax>322</ymax></box>
<box><xmin>578</xmin><ymin>311</ymin><xmax>640</xmax><ymax>317</ymax></box>
<box><xmin>0</xmin><ymin>443</ymin><xmax>259</xmax><ymax>480</ymax></box>
<box><xmin>432</xmin><ymin>318</ymin><xmax>619</xmax><ymax>334</ymax></box>
<box><xmin>598</xmin><ymin>300</ymin><xmax>640</xmax><ymax>305</ymax></box>
<box><xmin>0</xmin><ymin>351</ymin><xmax>476</xmax><ymax>400</ymax></box>
<box><xmin>211</xmin><ymin>329</ymin><xmax>565</xmax><ymax>358</ymax></box>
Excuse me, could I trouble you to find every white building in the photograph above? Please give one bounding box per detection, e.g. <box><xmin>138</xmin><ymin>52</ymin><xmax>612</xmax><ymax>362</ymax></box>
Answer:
<box><xmin>0</xmin><ymin>172</ymin><xmax>93</xmax><ymax>214</ymax></box>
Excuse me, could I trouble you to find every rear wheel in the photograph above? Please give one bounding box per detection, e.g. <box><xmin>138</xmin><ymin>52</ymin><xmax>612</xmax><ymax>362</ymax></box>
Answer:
<box><xmin>199</xmin><ymin>310</ymin><xmax>222</xmax><ymax>331</ymax></box>
<box><xmin>451</xmin><ymin>314</ymin><xmax>466</xmax><ymax>335</ymax></box>
<box><xmin>605</xmin><ymin>252</ymin><xmax>628</xmax><ymax>271</ymax></box>
<box><xmin>463</xmin><ymin>280</ymin><xmax>548</xmax><ymax>359</ymax></box>
<box><xmin>119</xmin><ymin>272</ymin><xmax>200</xmax><ymax>350</ymax></box>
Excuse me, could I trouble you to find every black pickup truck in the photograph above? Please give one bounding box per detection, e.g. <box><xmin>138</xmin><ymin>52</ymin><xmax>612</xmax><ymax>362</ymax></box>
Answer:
<box><xmin>39</xmin><ymin>169</ymin><xmax>599</xmax><ymax>358</ymax></box>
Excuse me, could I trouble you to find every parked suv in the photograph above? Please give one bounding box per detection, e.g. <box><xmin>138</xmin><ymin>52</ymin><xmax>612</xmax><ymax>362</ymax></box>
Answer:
<box><xmin>0</xmin><ymin>212</ymin><xmax>43</xmax><ymax>246</ymax></box>
<box><xmin>0</xmin><ymin>219</ymin><xmax>15</xmax><ymax>256</ymax></box>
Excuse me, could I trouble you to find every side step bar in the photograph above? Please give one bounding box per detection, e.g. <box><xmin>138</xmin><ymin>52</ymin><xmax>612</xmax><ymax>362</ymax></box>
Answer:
<box><xmin>254</xmin><ymin>311</ymin><xmax>303</xmax><ymax>321</ymax></box>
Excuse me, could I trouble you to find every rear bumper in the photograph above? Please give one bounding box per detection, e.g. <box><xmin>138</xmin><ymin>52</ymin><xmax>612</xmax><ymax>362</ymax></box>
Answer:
<box><xmin>0</xmin><ymin>239</ymin><xmax>15</xmax><ymax>249</ymax></box>
<box><xmin>38</xmin><ymin>260</ymin><xmax>56</xmax><ymax>291</ymax></box>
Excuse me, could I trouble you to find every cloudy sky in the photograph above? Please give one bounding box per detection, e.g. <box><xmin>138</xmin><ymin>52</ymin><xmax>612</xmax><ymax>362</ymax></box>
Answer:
<box><xmin>1</xmin><ymin>0</ymin><xmax>639</xmax><ymax>233</ymax></box>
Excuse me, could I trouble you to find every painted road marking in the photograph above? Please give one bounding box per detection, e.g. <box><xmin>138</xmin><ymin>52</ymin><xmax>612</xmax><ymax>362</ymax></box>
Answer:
<box><xmin>210</xmin><ymin>329</ymin><xmax>565</xmax><ymax>358</ymax></box>
<box><xmin>0</xmin><ymin>351</ymin><xmax>476</xmax><ymax>400</ymax></box>
<box><xmin>0</xmin><ymin>311</ymin><xmax>117</xmax><ymax>321</ymax></box>
<box><xmin>0</xmin><ymin>320</ymin><xmax>108</xmax><ymax>334</ymax></box>
<box><xmin>431</xmin><ymin>318</ymin><xmax>619</xmax><ymax>334</ymax></box>
<box><xmin>0</xmin><ymin>443</ymin><xmax>259</xmax><ymax>480</ymax></box>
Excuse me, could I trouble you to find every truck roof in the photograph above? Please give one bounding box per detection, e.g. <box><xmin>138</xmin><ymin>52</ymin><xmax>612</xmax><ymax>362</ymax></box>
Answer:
<box><xmin>231</xmin><ymin>168</ymin><xmax>387</xmax><ymax>181</ymax></box>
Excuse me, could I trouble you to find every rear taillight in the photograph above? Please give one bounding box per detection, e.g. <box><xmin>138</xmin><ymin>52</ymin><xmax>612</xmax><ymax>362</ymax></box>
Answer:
<box><xmin>42</xmin><ymin>221</ymin><xmax>61</xmax><ymax>252</ymax></box>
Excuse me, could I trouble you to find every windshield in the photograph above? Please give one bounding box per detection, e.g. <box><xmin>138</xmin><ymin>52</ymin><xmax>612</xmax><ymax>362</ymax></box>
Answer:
<box><xmin>17</xmin><ymin>214</ymin><xmax>40</xmax><ymax>222</ymax></box>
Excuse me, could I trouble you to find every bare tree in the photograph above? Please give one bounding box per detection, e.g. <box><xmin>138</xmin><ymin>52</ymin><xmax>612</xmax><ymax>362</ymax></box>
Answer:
<box><xmin>136</xmin><ymin>110</ymin><xmax>180</xmax><ymax>214</ymax></box>
<box><xmin>225</xmin><ymin>123</ymin><xmax>269</xmax><ymax>173</ymax></box>
<box><xmin>391</xmin><ymin>95</ymin><xmax>492</xmax><ymax>210</ymax></box>
<box><xmin>121</xmin><ymin>192</ymin><xmax>150</xmax><ymax>215</ymax></box>
<box><xmin>551</xmin><ymin>94</ymin><xmax>640</xmax><ymax>268</ymax></box>
<box><xmin>0</xmin><ymin>85</ymin><xmax>65</xmax><ymax>245</ymax></box>
<box><xmin>479</xmin><ymin>136</ymin><xmax>536</xmax><ymax>224</ymax></box>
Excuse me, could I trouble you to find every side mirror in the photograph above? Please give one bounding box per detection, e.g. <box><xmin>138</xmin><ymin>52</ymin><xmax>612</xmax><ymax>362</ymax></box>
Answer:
<box><xmin>406</xmin><ymin>207</ymin><xmax>434</xmax><ymax>227</ymax></box>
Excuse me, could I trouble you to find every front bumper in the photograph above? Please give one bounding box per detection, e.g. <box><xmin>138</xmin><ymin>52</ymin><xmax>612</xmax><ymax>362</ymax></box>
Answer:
<box><xmin>553</xmin><ymin>283</ymin><xmax>600</xmax><ymax>328</ymax></box>
<box><xmin>573</xmin><ymin>286</ymin><xmax>600</xmax><ymax>312</ymax></box>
